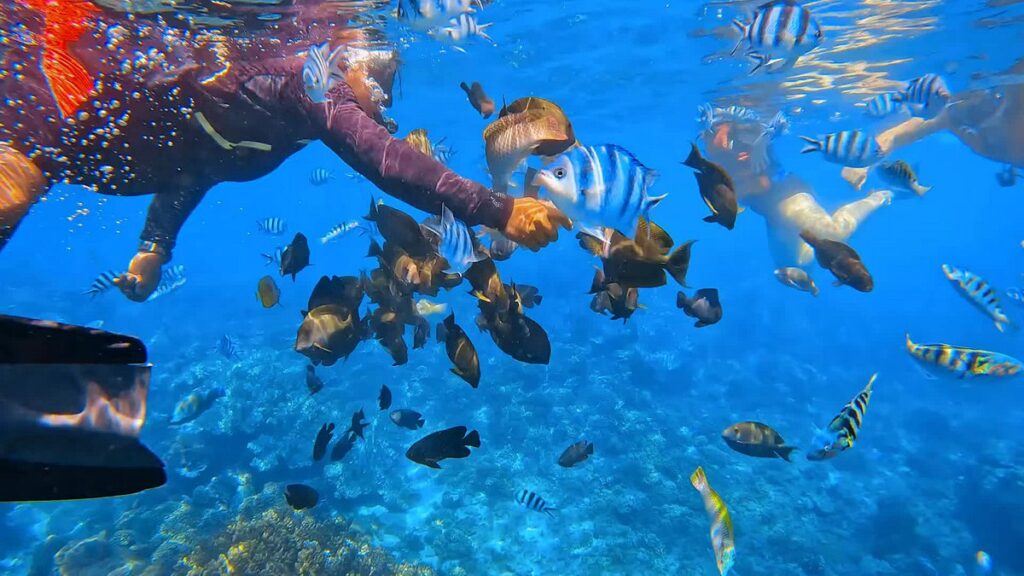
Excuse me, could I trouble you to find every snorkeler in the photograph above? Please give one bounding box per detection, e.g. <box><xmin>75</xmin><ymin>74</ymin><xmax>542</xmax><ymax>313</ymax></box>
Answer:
<box><xmin>0</xmin><ymin>1</ymin><xmax>569</xmax><ymax>301</ymax></box>
<box><xmin>699</xmin><ymin>109</ymin><xmax>891</xmax><ymax>269</ymax></box>
<box><xmin>842</xmin><ymin>59</ymin><xmax>1024</xmax><ymax>189</ymax></box>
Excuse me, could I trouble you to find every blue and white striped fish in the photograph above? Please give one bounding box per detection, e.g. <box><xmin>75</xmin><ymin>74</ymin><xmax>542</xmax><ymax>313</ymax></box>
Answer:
<box><xmin>893</xmin><ymin>73</ymin><xmax>951</xmax><ymax>119</ymax></box>
<box><xmin>434</xmin><ymin>204</ymin><xmax>485</xmax><ymax>275</ymax></box>
<box><xmin>435</xmin><ymin>14</ymin><xmax>494</xmax><ymax>51</ymax></box>
<box><xmin>732</xmin><ymin>0</ymin><xmax>824</xmax><ymax>74</ymax></box>
<box><xmin>309</xmin><ymin>168</ymin><xmax>334</xmax><ymax>186</ymax></box>
<box><xmin>320</xmin><ymin>221</ymin><xmax>365</xmax><ymax>245</ymax></box>
<box><xmin>398</xmin><ymin>0</ymin><xmax>482</xmax><ymax>28</ymax></box>
<box><xmin>942</xmin><ymin>264</ymin><xmax>1012</xmax><ymax>332</ymax></box>
<box><xmin>720</xmin><ymin>105</ymin><xmax>760</xmax><ymax>122</ymax></box>
<box><xmin>864</xmin><ymin>93</ymin><xmax>903</xmax><ymax>118</ymax></box>
<box><xmin>262</xmin><ymin>246</ymin><xmax>285</xmax><ymax>266</ymax></box>
<box><xmin>515</xmin><ymin>489</ymin><xmax>557</xmax><ymax>517</ymax></box>
<box><xmin>84</xmin><ymin>270</ymin><xmax>120</xmax><ymax>299</ymax></box>
<box><xmin>758</xmin><ymin>111</ymin><xmax>790</xmax><ymax>142</ymax></box>
<box><xmin>302</xmin><ymin>42</ymin><xmax>346</xmax><ymax>104</ymax></box>
<box><xmin>533</xmin><ymin>144</ymin><xmax>666</xmax><ymax>238</ymax></box>
<box><xmin>257</xmin><ymin>217</ymin><xmax>287</xmax><ymax>236</ymax></box>
<box><xmin>799</xmin><ymin>130</ymin><xmax>885</xmax><ymax>168</ymax></box>
<box><xmin>146</xmin><ymin>265</ymin><xmax>187</xmax><ymax>302</ymax></box>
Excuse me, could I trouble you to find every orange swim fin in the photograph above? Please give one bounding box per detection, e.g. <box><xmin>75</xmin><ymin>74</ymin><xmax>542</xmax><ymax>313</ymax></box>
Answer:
<box><xmin>19</xmin><ymin>0</ymin><xmax>98</xmax><ymax>118</ymax></box>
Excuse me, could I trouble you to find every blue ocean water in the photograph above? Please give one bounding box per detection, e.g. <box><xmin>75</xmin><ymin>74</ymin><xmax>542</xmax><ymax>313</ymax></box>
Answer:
<box><xmin>2</xmin><ymin>0</ymin><xmax>1024</xmax><ymax>574</ymax></box>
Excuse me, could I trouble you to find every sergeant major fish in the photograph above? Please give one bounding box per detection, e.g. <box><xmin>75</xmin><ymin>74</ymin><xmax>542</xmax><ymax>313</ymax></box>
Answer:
<box><xmin>893</xmin><ymin>73</ymin><xmax>951</xmax><ymax>119</ymax></box>
<box><xmin>906</xmin><ymin>334</ymin><xmax>1023</xmax><ymax>379</ymax></box>
<box><xmin>433</xmin><ymin>205</ymin><xmax>486</xmax><ymax>275</ymax></box>
<box><xmin>84</xmin><ymin>270</ymin><xmax>120</xmax><ymax>299</ymax></box>
<box><xmin>534</xmin><ymin>144</ymin><xmax>666</xmax><ymax>239</ymax></box>
<box><xmin>732</xmin><ymin>0</ymin><xmax>824</xmax><ymax>74</ymax></box>
<box><xmin>865</xmin><ymin>93</ymin><xmax>904</xmax><ymax>118</ymax></box>
<box><xmin>690</xmin><ymin>466</ymin><xmax>736</xmax><ymax>576</ymax></box>
<box><xmin>145</xmin><ymin>265</ymin><xmax>188</xmax><ymax>302</ymax></box>
<box><xmin>321</xmin><ymin>221</ymin><xmax>364</xmax><ymax>245</ymax></box>
<box><xmin>799</xmin><ymin>130</ymin><xmax>885</xmax><ymax>168</ymax></box>
<box><xmin>303</xmin><ymin>42</ymin><xmax>346</xmax><ymax>104</ymax></box>
<box><xmin>262</xmin><ymin>246</ymin><xmax>285</xmax><ymax>266</ymax></box>
<box><xmin>257</xmin><ymin>217</ymin><xmax>287</xmax><ymax>236</ymax></box>
<box><xmin>515</xmin><ymin>489</ymin><xmax>557</xmax><ymax>517</ymax></box>
<box><xmin>941</xmin><ymin>265</ymin><xmax>1012</xmax><ymax>332</ymax></box>
<box><xmin>807</xmin><ymin>374</ymin><xmax>876</xmax><ymax>461</ymax></box>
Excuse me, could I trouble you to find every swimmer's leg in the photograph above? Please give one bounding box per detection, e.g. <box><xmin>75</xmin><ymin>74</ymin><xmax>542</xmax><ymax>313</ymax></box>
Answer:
<box><xmin>830</xmin><ymin>190</ymin><xmax>893</xmax><ymax>241</ymax></box>
<box><xmin>0</xmin><ymin>146</ymin><xmax>48</xmax><ymax>252</ymax></box>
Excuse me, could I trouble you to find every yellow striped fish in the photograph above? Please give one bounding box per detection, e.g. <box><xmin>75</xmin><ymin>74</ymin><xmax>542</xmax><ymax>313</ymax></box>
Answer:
<box><xmin>807</xmin><ymin>374</ymin><xmax>876</xmax><ymax>461</ymax></box>
<box><xmin>690</xmin><ymin>466</ymin><xmax>735</xmax><ymax>576</ymax></box>
<box><xmin>906</xmin><ymin>334</ymin><xmax>1023</xmax><ymax>379</ymax></box>
<box><xmin>942</xmin><ymin>265</ymin><xmax>1012</xmax><ymax>332</ymax></box>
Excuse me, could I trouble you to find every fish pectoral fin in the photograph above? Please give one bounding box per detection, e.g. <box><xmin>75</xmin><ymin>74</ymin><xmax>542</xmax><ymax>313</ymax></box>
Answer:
<box><xmin>702</xmin><ymin>215</ymin><xmax>718</xmax><ymax>223</ymax></box>
<box><xmin>313</xmin><ymin>343</ymin><xmax>334</xmax><ymax>354</ymax></box>
<box><xmin>701</xmin><ymin>195</ymin><xmax>718</xmax><ymax>214</ymax></box>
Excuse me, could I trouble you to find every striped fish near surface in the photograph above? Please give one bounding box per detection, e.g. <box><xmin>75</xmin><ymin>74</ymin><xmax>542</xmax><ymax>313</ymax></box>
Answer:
<box><xmin>731</xmin><ymin>0</ymin><xmax>824</xmax><ymax>74</ymax></box>
<box><xmin>515</xmin><ymin>489</ymin><xmax>557</xmax><ymax>517</ymax></box>
<box><xmin>941</xmin><ymin>265</ymin><xmax>1012</xmax><ymax>332</ymax></box>
<box><xmin>690</xmin><ymin>466</ymin><xmax>736</xmax><ymax>576</ymax></box>
<box><xmin>533</xmin><ymin>144</ymin><xmax>666</xmax><ymax>239</ymax></box>
<box><xmin>865</xmin><ymin>93</ymin><xmax>904</xmax><ymax>118</ymax></box>
<box><xmin>302</xmin><ymin>42</ymin><xmax>346</xmax><ymax>104</ymax></box>
<box><xmin>893</xmin><ymin>73</ymin><xmax>951</xmax><ymax>119</ymax></box>
<box><xmin>799</xmin><ymin>130</ymin><xmax>885</xmax><ymax>168</ymax></box>
<box><xmin>84</xmin><ymin>270</ymin><xmax>120</xmax><ymax>299</ymax></box>
<box><xmin>906</xmin><ymin>334</ymin><xmax>1023</xmax><ymax>379</ymax></box>
<box><xmin>435</xmin><ymin>14</ymin><xmax>494</xmax><ymax>52</ymax></box>
<box><xmin>807</xmin><ymin>374</ymin><xmax>876</xmax><ymax>462</ymax></box>
<box><xmin>309</xmin><ymin>168</ymin><xmax>334</xmax><ymax>186</ymax></box>
<box><xmin>257</xmin><ymin>217</ymin><xmax>287</xmax><ymax>236</ymax></box>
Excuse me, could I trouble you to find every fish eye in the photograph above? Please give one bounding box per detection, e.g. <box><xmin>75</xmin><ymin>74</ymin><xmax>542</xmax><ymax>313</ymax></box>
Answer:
<box><xmin>553</xmin><ymin>167</ymin><xmax>567</xmax><ymax>179</ymax></box>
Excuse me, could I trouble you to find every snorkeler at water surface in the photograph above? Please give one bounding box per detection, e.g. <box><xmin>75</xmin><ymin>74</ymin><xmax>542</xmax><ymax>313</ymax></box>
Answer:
<box><xmin>0</xmin><ymin>0</ymin><xmax>569</xmax><ymax>301</ymax></box>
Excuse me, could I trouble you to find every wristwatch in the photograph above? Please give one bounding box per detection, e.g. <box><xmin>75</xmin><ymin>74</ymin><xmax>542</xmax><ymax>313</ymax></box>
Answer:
<box><xmin>138</xmin><ymin>240</ymin><xmax>171</xmax><ymax>261</ymax></box>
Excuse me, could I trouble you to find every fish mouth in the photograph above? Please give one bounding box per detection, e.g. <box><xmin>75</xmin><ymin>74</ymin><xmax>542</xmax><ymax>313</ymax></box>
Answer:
<box><xmin>531</xmin><ymin>169</ymin><xmax>553</xmax><ymax>189</ymax></box>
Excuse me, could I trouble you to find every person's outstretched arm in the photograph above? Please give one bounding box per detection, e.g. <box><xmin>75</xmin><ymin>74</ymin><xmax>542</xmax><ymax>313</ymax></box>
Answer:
<box><xmin>304</xmin><ymin>79</ymin><xmax>569</xmax><ymax>247</ymax></box>
<box><xmin>842</xmin><ymin>114</ymin><xmax>951</xmax><ymax>190</ymax></box>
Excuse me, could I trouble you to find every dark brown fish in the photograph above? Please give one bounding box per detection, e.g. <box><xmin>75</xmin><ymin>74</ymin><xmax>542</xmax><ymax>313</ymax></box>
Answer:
<box><xmin>721</xmin><ymin>421</ymin><xmax>796</xmax><ymax>462</ymax></box>
<box><xmin>370</xmin><ymin>306</ymin><xmax>410</xmax><ymax>366</ymax></box>
<box><xmin>390</xmin><ymin>409</ymin><xmax>425</xmax><ymax>430</ymax></box>
<box><xmin>378</xmin><ymin>384</ymin><xmax>392</xmax><ymax>410</ymax></box>
<box><xmin>509</xmin><ymin>283</ymin><xmax>542</xmax><ymax>308</ymax></box>
<box><xmin>364</xmin><ymin>199</ymin><xmax>433</xmax><ymax>258</ymax></box>
<box><xmin>312</xmin><ymin>423</ymin><xmax>334</xmax><ymax>462</ymax></box>
<box><xmin>305</xmin><ymin>364</ymin><xmax>324</xmax><ymax>395</ymax></box>
<box><xmin>437</xmin><ymin>313</ymin><xmax>480</xmax><ymax>387</ymax></box>
<box><xmin>295</xmin><ymin>276</ymin><xmax>367</xmax><ymax>366</ymax></box>
<box><xmin>558</xmin><ymin>440</ymin><xmax>594</xmax><ymax>468</ymax></box>
<box><xmin>284</xmin><ymin>484</ymin><xmax>319</xmax><ymax>510</ymax></box>
<box><xmin>479</xmin><ymin>284</ymin><xmax>551</xmax><ymax>365</ymax></box>
<box><xmin>405</xmin><ymin>426</ymin><xmax>480</xmax><ymax>469</ymax></box>
<box><xmin>460</xmin><ymin>81</ymin><xmax>496</xmax><ymax>118</ymax></box>
<box><xmin>465</xmin><ymin>258</ymin><xmax>509</xmax><ymax>315</ymax></box>
<box><xmin>330</xmin><ymin>432</ymin><xmax>356</xmax><ymax>462</ymax></box>
<box><xmin>683</xmin><ymin>143</ymin><xmax>740</xmax><ymax>230</ymax></box>
<box><xmin>800</xmin><ymin>231</ymin><xmax>874</xmax><ymax>292</ymax></box>
<box><xmin>347</xmin><ymin>408</ymin><xmax>368</xmax><ymax>440</ymax></box>
<box><xmin>676</xmin><ymin>288</ymin><xmax>722</xmax><ymax>328</ymax></box>
<box><xmin>256</xmin><ymin>275</ymin><xmax>280</xmax><ymax>308</ymax></box>
<box><xmin>579</xmin><ymin>219</ymin><xmax>695</xmax><ymax>289</ymax></box>
<box><xmin>280</xmin><ymin>232</ymin><xmax>311</xmax><ymax>281</ymax></box>
<box><xmin>589</xmin><ymin>270</ymin><xmax>641</xmax><ymax>322</ymax></box>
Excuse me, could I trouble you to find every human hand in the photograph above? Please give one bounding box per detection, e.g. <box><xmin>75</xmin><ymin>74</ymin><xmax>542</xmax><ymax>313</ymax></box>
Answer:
<box><xmin>114</xmin><ymin>251</ymin><xmax>166</xmax><ymax>302</ymax></box>
<box><xmin>501</xmin><ymin>197</ymin><xmax>572</xmax><ymax>251</ymax></box>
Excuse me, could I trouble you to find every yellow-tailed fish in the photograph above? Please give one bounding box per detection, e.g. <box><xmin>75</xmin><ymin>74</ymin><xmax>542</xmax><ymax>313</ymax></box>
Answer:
<box><xmin>906</xmin><ymin>334</ymin><xmax>1023</xmax><ymax>379</ymax></box>
<box><xmin>941</xmin><ymin>265</ymin><xmax>1012</xmax><ymax>332</ymax></box>
<box><xmin>807</xmin><ymin>373</ymin><xmax>876</xmax><ymax>461</ymax></box>
<box><xmin>690</xmin><ymin>466</ymin><xmax>735</xmax><ymax>576</ymax></box>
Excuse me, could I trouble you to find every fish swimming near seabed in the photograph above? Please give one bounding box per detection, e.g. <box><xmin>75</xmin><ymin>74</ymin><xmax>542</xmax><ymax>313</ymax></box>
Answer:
<box><xmin>515</xmin><ymin>489</ymin><xmax>557</xmax><ymax>517</ymax></box>
<box><xmin>406</xmin><ymin>425</ymin><xmax>480</xmax><ymax>468</ymax></box>
<box><xmin>216</xmin><ymin>334</ymin><xmax>239</xmax><ymax>359</ymax></box>
<box><xmin>941</xmin><ymin>265</ymin><xmax>1012</xmax><ymax>332</ymax></box>
<box><xmin>169</xmin><ymin>387</ymin><xmax>226</xmax><ymax>426</ymax></box>
<box><xmin>690</xmin><ymin>466</ymin><xmax>736</xmax><ymax>576</ymax></box>
<box><xmin>721</xmin><ymin>421</ymin><xmax>796</xmax><ymax>462</ymax></box>
<box><xmin>807</xmin><ymin>374</ymin><xmax>876</xmax><ymax>461</ymax></box>
<box><xmin>558</xmin><ymin>440</ymin><xmax>594</xmax><ymax>468</ymax></box>
<box><xmin>906</xmin><ymin>334</ymin><xmax>1023</xmax><ymax>379</ymax></box>
<box><xmin>313</xmin><ymin>423</ymin><xmax>334</xmax><ymax>462</ymax></box>
<box><xmin>284</xmin><ymin>484</ymin><xmax>319</xmax><ymax>510</ymax></box>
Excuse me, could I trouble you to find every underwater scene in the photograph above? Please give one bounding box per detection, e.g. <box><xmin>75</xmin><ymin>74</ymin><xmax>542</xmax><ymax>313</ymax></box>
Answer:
<box><xmin>2</xmin><ymin>0</ymin><xmax>1024</xmax><ymax>574</ymax></box>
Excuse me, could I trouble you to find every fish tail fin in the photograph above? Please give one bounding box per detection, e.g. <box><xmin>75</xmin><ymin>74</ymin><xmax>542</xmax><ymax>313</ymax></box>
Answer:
<box><xmin>589</xmin><ymin>268</ymin><xmax>606</xmax><ymax>294</ymax></box>
<box><xmin>464</xmin><ymin>429</ymin><xmax>481</xmax><ymax>448</ymax></box>
<box><xmin>585</xmin><ymin>443</ymin><xmax>594</xmax><ymax>455</ymax></box>
<box><xmin>689</xmin><ymin>466</ymin><xmax>708</xmax><ymax>492</ymax></box>
<box><xmin>365</xmin><ymin>197</ymin><xmax>379</xmax><ymax>221</ymax></box>
<box><xmin>666</xmin><ymin>240</ymin><xmax>695</xmax><ymax>287</ymax></box>
<box><xmin>544</xmin><ymin>508</ymin><xmax>558</xmax><ymax>518</ymax></box>
<box><xmin>682</xmin><ymin>142</ymin><xmax>703</xmax><ymax>169</ymax></box>
<box><xmin>799</xmin><ymin>136</ymin><xmax>823</xmax><ymax>154</ymax></box>
<box><xmin>747</xmin><ymin>52</ymin><xmax>770</xmax><ymax>75</ymax></box>
<box><xmin>730</xmin><ymin>19</ymin><xmax>747</xmax><ymax>55</ymax></box>
<box><xmin>776</xmin><ymin>446</ymin><xmax>797</xmax><ymax>463</ymax></box>
<box><xmin>905</xmin><ymin>333</ymin><xmax>915</xmax><ymax>351</ymax></box>
<box><xmin>366</xmin><ymin>239</ymin><xmax>383</xmax><ymax>259</ymax></box>
<box><xmin>911</xmin><ymin>182</ymin><xmax>931</xmax><ymax>197</ymax></box>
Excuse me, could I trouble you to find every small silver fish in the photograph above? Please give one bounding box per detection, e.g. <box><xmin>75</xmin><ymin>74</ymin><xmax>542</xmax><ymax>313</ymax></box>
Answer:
<box><xmin>320</xmin><ymin>221</ymin><xmax>364</xmax><ymax>244</ymax></box>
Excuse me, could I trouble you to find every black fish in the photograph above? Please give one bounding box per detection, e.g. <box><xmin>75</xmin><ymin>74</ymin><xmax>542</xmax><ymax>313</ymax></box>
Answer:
<box><xmin>347</xmin><ymin>408</ymin><xmax>368</xmax><ymax>439</ymax></box>
<box><xmin>284</xmin><ymin>483</ymin><xmax>319</xmax><ymax>510</ymax></box>
<box><xmin>296</xmin><ymin>276</ymin><xmax>368</xmax><ymax>366</ymax></box>
<box><xmin>305</xmin><ymin>364</ymin><xmax>324</xmax><ymax>395</ymax></box>
<box><xmin>996</xmin><ymin>165</ymin><xmax>1020</xmax><ymax>187</ymax></box>
<box><xmin>406</xmin><ymin>426</ymin><xmax>480</xmax><ymax>469</ymax></box>
<box><xmin>313</xmin><ymin>423</ymin><xmax>334</xmax><ymax>462</ymax></box>
<box><xmin>558</xmin><ymin>440</ymin><xmax>594</xmax><ymax>468</ymax></box>
<box><xmin>378</xmin><ymin>384</ymin><xmax>392</xmax><ymax>410</ymax></box>
<box><xmin>509</xmin><ymin>283</ymin><xmax>542</xmax><ymax>308</ymax></box>
<box><xmin>515</xmin><ymin>489</ymin><xmax>557</xmax><ymax>517</ymax></box>
<box><xmin>280</xmin><ymin>233</ymin><xmax>311</xmax><ymax>281</ymax></box>
<box><xmin>460</xmin><ymin>81</ymin><xmax>496</xmax><ymax>118</ymax></box>
<box><xmin>364</xmin><ymin>198</ymin><xmax>433</xmax><ymax>258</ymax></box>
<box><xmin>683</xmin><ymin>143</ymin><xmax>740</xmax><ymax>230</ymax></box>
<box><xmin>438</xmin><ymin>313</ymin><xmax>481</xmax><ymax>388</ymax></box>
<box><xmin>330</xmin><ymin>432</ymin><xmax>356</xmax><ymax>462</ymax></box>
<box><xmin>800</xmin><ymin>231</ymin><xmax>873</xmax><ymax>292</ymax></box>
<box><xmin>413</xmin><ymin>318</ymin><xmax>429</xmax><ymax>349</ymax></box>
<box><xmin>676</xmin><ymin>288</ymin><xmax>723</xmax><ymax>328</ymax></box>
<box><xmin>390</xmin><ymin>409</ymin><xmax>425</xmax><ymax>430</ymax></box>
